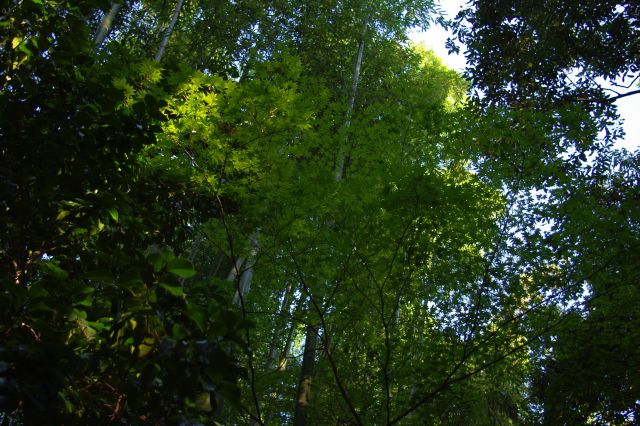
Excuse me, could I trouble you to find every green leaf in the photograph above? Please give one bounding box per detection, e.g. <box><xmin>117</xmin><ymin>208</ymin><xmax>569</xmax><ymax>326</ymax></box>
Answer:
<box><xmin>135</xmin><ymin>336</ymin><xmax>155</xmax><ymax>357</ymax></box>
<box><xmin>195</xmin><ymin>392</ymin><xmax>213</xmax><ymax>412</ymax></box>
<box><xmin>166</xmin><ymin>258</ymin><xmax>196</xmax><ymax>278</ymax></box>
<box><xmin>40</xmin><ymin>262</ymin><xmax>69</xmax><ymax>280</ymax></box>
<box><xmin>187</xmin><ymin>303</ymin><xmax>206</xmax><ymax>332</ymax></box>
<box><xmin>171</xmin><ymin>323</ymin><xmax>187</xmax><ymax>339</ymax></box>
<box><xmin>56</xmin><ymin>210</ymin><xmax>71</xmax><ymax>220</ymax></box>
<box><xmin>108</xmin><ymin>208</ymin><xmax>119</xmax><ymax>222</ymax></box>
<box><xmin>59</xmin><ymin>391</ymin><xmax>75</xmax><ymax>413</ymax></box>
<box><xmin>160</xmin><ymin>246</ymin><xmax>175</xmax><ymax>262</ymax></box>
<box><xmin>159</xmin><ymin>282</ymin><xmax>184</xmax><ymax>297</ymax></box>
<box><xmin>75</xmin><ymin>297</ymin><xmax>93</xmax><ymax>307</ymax></box>
<box><xmin>146</xmin><ymin>252</ymin><xmax>164</xmax><ymax>272</ymax></box>
<box><xmin>69</xmin><ymin>308</ymin><xmax>87</xmax><ymax>321</ymax></box>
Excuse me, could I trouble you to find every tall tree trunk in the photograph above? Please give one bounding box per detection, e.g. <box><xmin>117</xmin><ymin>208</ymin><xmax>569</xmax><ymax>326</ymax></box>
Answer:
<box><xmin>232</xmin><ymin>264</ymin><xmax>253</xmax><ymax>306</ymax></box>
<box><xmin>335</xmin><ymin>17</ymin><xmax>369</xmax><ymax>181</ymax></box>
<box><xmin>263</xmin><ymin>296</ymin><xmax>304</xmax><ymax>426</ymax></box>
<box><xmin>231</xmin><ymin>237</ymin><xmax>259</xmax><ymax>306</ymax></box>
<box><xmin>277</xmin><ymin>318</ymin><xmax>297</xmax><ymax>371</ymax></box>
<box><xmin>214</xmin><ymin>254</ymin><xmax>251</xmax><ymax>419</ymax></box>
<box><xmin>226</xmin><ymin>257</ymin><xmax>245</xmax><ymax>282</ymax></box>
<box><xmin>230</xmin><ymin>237</ymin><xmax>262</xmax><ymax>423</ymax></box>
<box><xmin>154</xmin><ymin>0</ymin><xmax>184</xmax><ymax>62</ymax></box>
<box><xmin>94</xmin><ymin>2</ymin><xmax>121</xmax><ymax>47</ymax></box>
<box><xmin>278</xmin><ymin>295</ymin><xmax>305</xmax><ymax>371</ymax></box>
<box><xmin>293</xmin><ymin>322</ymin><xmax>317</xmax><ymax>426</ymax></box>
<box><xmin>250</xmin><ymin>284</ymin><xmax>294</xmax><ymax>425</ymax></box>
<box><xmin>266</xmin><ymin>282</ymin><xmax>295</xmax><ymax>369</ymax></box>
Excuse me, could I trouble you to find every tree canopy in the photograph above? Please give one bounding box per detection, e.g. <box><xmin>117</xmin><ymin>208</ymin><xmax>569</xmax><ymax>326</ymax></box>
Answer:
<box><xmin>1</xmin><ymin>0</ymin><xmax>638</xmax><ymax>424</ymax></box>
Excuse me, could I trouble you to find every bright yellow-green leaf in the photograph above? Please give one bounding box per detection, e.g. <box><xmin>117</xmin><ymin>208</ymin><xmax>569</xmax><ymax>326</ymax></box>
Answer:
<box><xmin>56</xmin><ymin>210</ymin><xmax>70</xmax><ymax>220</ymax></box>
<box><xmin>135</xmin><ymin>337</ymin><xmax>155</xmax><ymax>357</ymax></box>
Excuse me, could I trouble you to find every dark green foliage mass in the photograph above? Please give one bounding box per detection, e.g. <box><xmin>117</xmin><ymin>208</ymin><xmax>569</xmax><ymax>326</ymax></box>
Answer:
<box><xmin>452</xmin><ymin>0</ymin><xmax>639</xmax><ymax>106</ymax></box>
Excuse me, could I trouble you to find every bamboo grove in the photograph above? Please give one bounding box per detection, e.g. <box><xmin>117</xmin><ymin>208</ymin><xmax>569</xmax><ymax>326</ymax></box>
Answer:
<box><xmin>1</xmin><ymin>1</ymin><xmax>639</xmax><ymax>424</ymax></box>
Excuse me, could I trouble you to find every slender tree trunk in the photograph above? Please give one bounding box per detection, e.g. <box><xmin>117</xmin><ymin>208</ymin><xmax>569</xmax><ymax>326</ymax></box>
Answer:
<box><xmin>335</xmin><ymin>17</ymin><xmax>369</xmax><ymax>181</ymax></box>
<box><xmin>263</xmin><ymin>296</ymin><xmax>304</xmax><ymax>425</ymax></box>
<box><xmin>94</xmin><ymin>2</ymin><xmax>121</xmax><ymax>47</ymax></box>
<box><xmin>232</xmin><ymin>264</ymin><xmax>253</xmax><ymax>305</ymax></box>
<box><xmin>214</xmin><ymin>254</ymin><xmax>248</xmax><ymax>419</ymax></box>
<box><xmin>345</xmin><ymin>18</ymin><xmax>369</xmax><ymax>129</ymax></box>
<box><xmin>226</xmin><ymin>257</ymin><xmax>245</xmax><ymax>282</ymax></box>
<box><xmin>154</xmin><ymin>0</ymin><xmax>184</xmax><ymax>62</ymax></box>
<box><xmin>250</xmin><ymin>284</ymin><xmax>294</xmax><ymax>426</ymax></box>
<box><xmin>266</xmin><ymin>282</ymin><xmax>295</xmax><ymax>369</ymax></box>
<box><xmin>293</xmin><ymin>322</ymin><xmax>317</xmax><ymax>426</ymax></box>
<box><xmin>229</xmin><ymin>237</ymin><xmax>263</xmax><ymax>424</ymax></box>
<box><xmin>394</xmin><ymin>290</ymin><xmax>403</xmax><ymax>327</ymax></box>
<box><xmin>277</xmin><ymin>318</ymin><xmax>296</xmax><ymax>371</ymax></box>
<box><xmin>231</xmin><ymin>237</ymin><xmax>259</xmax><ymax>305</ymax></box>
<box><xmin>278</xmin><ymin>295</ymin><xmax>305</xmax><ymax>371</ymax></box>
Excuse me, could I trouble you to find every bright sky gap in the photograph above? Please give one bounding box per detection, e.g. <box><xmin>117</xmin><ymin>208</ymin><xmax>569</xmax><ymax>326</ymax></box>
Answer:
<box><xmin>409</xmin><ymin>0</ymin><xmax>640</xmax><ymax>151</ymax></box>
